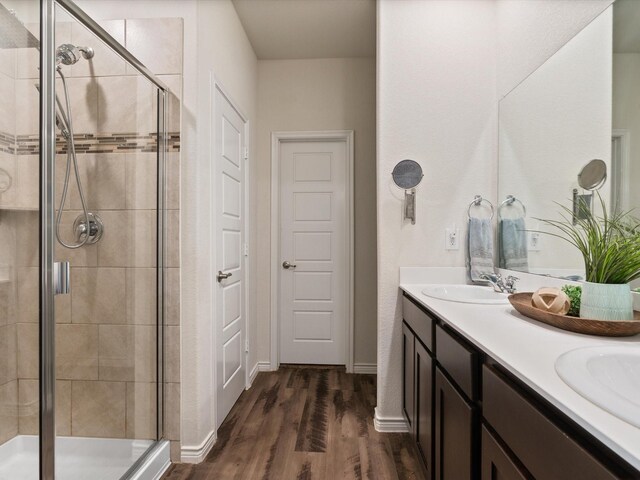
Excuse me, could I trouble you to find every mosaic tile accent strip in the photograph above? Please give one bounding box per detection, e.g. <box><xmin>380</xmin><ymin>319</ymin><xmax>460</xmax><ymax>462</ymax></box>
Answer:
<box><xmin>0</xmin><ymin>132</ymin><xmax>180</xmax><ymax>155</ymax></box>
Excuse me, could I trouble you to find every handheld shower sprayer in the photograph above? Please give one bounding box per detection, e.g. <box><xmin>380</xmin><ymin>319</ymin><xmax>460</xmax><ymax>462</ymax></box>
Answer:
<box><xmin>55</xmin><ymin>43</ymin><xmax>94</xmax><ymax>67</ymax></box>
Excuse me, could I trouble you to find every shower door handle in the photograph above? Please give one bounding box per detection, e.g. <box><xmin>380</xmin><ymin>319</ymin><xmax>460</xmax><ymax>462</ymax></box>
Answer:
<box><xmin>53</xmin><ymin>261</ymin><xmax>70</xmax><ymax>295</ymax></box>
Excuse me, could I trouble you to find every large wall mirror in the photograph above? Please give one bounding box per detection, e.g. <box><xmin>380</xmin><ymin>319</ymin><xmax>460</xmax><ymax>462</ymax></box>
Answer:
<box><xmin>498</xmin><ymin>1</ymin><xmax>639</xmax><ymax>280</ymax></box>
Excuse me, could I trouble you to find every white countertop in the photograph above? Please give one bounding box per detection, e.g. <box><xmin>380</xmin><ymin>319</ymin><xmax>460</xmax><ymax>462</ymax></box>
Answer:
<box><xmin>399</xmin><ymin>269</ymin><xmax>640</xmax><ymax>472</ymax></box>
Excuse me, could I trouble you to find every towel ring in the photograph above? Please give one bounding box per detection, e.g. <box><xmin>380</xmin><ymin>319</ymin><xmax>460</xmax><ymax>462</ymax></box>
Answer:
<box><xmin>467</xmin><ymin>195</ymin><xmax>494</xmax><ymax>220</ymax></box>
<box><xmin>499</xmin><ymin>195</ymin><xmax>526</xmax><ymax>218</ymax></box>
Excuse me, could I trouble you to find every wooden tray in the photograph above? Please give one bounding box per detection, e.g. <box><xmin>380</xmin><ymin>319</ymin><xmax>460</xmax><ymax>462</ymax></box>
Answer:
<box><xmin>508</xmin><ymin>292</ymin><xmax>640</xmax><ymax>337</ymax></box>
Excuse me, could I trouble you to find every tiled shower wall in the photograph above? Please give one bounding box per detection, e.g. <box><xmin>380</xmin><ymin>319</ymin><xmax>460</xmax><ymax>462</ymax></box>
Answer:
<box><xmin>0</xmin><ymin>16</ymin><xmax>182</xmax><ymax>459</ymax></box>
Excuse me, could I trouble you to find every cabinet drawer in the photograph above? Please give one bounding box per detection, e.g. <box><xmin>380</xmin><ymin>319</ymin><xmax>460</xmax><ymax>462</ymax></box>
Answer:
<box><xmin>481</xmin><ymin>426</ymin><xmax>529</xmax><ymax>480</ymax></box>
<box><xmin>436</xmin><ymin>324</ymin><xmax>479</xmax><ymax>401</ymax></box>
<box><xmin>403</xmin><ymin>295</ymin><xmax>434</xmax><ymax>352</ymax></box>
<box><xmin>483</xmin><ymin>366</ymin><xmax>619</xmax><ymax>480</ymax></box>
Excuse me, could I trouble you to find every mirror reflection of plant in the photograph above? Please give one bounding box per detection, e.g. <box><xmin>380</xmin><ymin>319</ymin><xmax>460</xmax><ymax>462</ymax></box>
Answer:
<box><xmin>535</xmin><ymin>193</ymin><xmax>640</xmax><ymax>284</ymax></box>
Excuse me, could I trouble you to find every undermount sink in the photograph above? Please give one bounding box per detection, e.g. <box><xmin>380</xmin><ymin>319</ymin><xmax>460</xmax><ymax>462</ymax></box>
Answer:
<box><xmin>555</xmin><ymin>345</ymin><xmax>640</xmax><ymax>428</ymax></box>
<box><xmin>420</xmin><ymin>284</ymin><xmax>509</xmax><ymax>305</ymax></box>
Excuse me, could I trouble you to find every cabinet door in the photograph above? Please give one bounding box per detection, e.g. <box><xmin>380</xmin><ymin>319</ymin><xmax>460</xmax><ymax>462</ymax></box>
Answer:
<box><xmin>435</xmin><ymin>367</ymin><xmax>475</xmax><ymax>480</ymax></box>
<box><xmin>415</xmin><ymin>340</ymin><xmax>433</xmax><ymax>474</ymax></box>
<box><xmin>402</xmin><ymin>322</ymin><xmax>415</xmax><ymax>432</ymax></box>
<box><xmin>481</xmin><ymin>426</ymin><xmax>528</xmax><ymax>480</ymax></box>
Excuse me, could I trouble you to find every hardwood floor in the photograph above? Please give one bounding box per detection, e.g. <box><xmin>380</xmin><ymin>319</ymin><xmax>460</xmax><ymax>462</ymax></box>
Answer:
<box><xmin>162</xmin><ymin>365</ymin><xmax>426</xmax><ymax>480</ymax></box>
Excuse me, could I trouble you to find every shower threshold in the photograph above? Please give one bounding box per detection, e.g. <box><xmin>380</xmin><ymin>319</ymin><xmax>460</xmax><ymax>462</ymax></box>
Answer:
<box><xmin>0</xmin><ymin>435</ymin><xmax>169</xmax><ymax>480</ymax></box>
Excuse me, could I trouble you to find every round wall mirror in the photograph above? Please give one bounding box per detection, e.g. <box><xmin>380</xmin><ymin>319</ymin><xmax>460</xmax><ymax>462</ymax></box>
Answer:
<box><xmin>392</xmin><ymin>159</ymin><xmax>423</xmax><ymax>189</ymax></box>
<box><xmin>578</xmin><ymin>159</ymin><xmax>607</xmax><ymax>191</ymax></box>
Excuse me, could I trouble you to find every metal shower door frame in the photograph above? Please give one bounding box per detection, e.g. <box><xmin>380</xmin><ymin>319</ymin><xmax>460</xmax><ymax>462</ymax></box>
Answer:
<box><xmin>39</xmin><ymin>1</ymin><xmax>170</xmax><ymax>478</ymax></box>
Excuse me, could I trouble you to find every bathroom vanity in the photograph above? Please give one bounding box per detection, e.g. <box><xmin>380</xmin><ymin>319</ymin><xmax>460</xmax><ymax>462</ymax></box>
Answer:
<box><xmin>400</xmin><ymin>277</ymin><xmax>640</xmax><ymax>480</ymax></box>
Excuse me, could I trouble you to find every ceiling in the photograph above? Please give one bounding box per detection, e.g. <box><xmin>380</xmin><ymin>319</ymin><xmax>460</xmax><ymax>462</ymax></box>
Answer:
<box><xmin>613</xmin><ymin>0</ymin><xmax>640</xmax><ymax>53</ymax></box>
<box><xmin>232</xmin><ymin>0</ymin><xmax>376</xmax><ymax>60</ymax></box>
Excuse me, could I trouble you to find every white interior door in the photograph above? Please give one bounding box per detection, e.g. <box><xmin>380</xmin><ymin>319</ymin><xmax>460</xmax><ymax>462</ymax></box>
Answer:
<box><xmin>215</xmin><ymin>87</ymin><xmax>246</xmax><ymax>425</ymax></box>
<box><xmin>279</xmin><ymin>139</ymin><xmax>348</xmax><ymax>365</ymax></box>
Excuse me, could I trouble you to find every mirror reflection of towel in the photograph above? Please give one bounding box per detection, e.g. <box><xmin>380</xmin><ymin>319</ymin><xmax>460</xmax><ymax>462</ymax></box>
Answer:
<box><xmin>499</xmin><ymin>218</ymin><xmax>529</xmax><ymax>272</ymax></box>
<box><xmin>468</xmin><ymin>217</ymin><xmax>494</xmax><ymax>283</ymax></box>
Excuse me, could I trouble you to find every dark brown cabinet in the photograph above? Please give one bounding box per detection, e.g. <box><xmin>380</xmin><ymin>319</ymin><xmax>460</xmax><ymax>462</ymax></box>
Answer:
<box><xmin>402</xmin><ymin>322</ymin><xmax>415</xmax><ymax>431</ymax></box>
<box><xmin>434</xmin><ymin>367</ymin><xmax>475</xmax><ymax>480</ymax></box>
<box><xmin>415</xmin><ymin>339</ymin><xmax>433</xmax><ymax>471</ymax></box>
<box><xmin>481</xmin><ymin>426</ymin><xmax>528</xmax><ymax>480</ymax></box>
<box><xmin>401</xmin><ymin>293</ymin><xmax>638</xmax><ymax>480</ymax></box>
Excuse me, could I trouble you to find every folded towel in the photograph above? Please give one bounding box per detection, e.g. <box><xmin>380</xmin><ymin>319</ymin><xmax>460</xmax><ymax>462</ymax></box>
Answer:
<box><xmin>468</xmin><ymin>217</ymin><xmax>494</xmax><ymax>283</ymax></box>
<box><xmin>499</xmin><ymin>217</ymin><xmax>529</xmax><ymax>272</ymax></box>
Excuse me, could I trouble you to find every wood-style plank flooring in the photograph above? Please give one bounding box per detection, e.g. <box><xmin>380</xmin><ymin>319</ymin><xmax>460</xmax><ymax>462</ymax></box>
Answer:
<box><xmin>162</xmin><ymin>365</ymin><xmax>426</xmax><ymax>480</ymax></box>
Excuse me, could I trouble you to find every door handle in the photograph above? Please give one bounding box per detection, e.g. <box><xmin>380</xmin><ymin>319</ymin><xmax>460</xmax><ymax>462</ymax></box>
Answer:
<box><xmin>282</xmin><ymin>261</ymin><xmax>297</xmax><ymax>269</ymax></box>
<box><xmin>53</xmin><ymin>261</ymin><xmax>70</xmax><ymax>295</ymax></box>
<box><xmin>217</xmin><ymin>270</ymin><xmax>232</xmax><ymax>282</ymax></box>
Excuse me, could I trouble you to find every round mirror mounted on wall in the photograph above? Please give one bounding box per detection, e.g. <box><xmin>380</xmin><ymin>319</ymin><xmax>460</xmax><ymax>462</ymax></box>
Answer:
<box><xmin>578</xmin><ymin>159</ymin><xmax>607</xmax><ymax>191</ymax></box>
<box><xmin>392</xmin><ymin>159</ymin><xmax>423</xmax><ymax>189</ymax></box>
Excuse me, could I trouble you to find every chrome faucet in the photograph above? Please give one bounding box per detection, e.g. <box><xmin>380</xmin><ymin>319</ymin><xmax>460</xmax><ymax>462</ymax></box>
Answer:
<box><xmin>480</xmin><ymin>273</ymin><xmax>519</xmax><ymax>294</ymax></box>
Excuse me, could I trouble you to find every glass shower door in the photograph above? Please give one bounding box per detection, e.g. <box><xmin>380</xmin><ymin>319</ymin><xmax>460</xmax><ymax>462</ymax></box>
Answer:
<box><xmin>0</xmin><ymin>1</ymin><xmax>42</xmax><ymax>478</ymax></box>
<box><xmin>51</xmin><ymin>1</ymin><xmax>165</xmax><ymax>478</ymax></box>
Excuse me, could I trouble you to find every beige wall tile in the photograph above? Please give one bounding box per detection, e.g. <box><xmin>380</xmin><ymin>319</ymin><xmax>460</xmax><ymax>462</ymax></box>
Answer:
<box><xmin>166</xmin><ymin>210</ymin><xmax>179</xmax><ymax>268</ymax></box>
<box><xmin>97</xmin><ymin>76</ymin><xmax>155</xmax><ymax>134</ymax></box>
<box><xmin>164</xmin><ymin>382</ymin><xmax>180</xmax><ymax>441</ymax></box>
<box><xmin>71</xmin><ymin>267</ymin><xmax>126</xmax><ymax>324</ymax></box>
<box><xmin>70</xmin><ymin>20</ymin><xmax>126</xmax><ymax>78</ymax></box>
<box><xmin>61</xmin><ymin>154</ymin><xmax>126</xmax><ymax>211</ymax></box>
<box><xmin>126</xmin><ymin>268</ymin><xmax>157</xmax><ymax>325</ymax></box>
<box><xmin>0</xmin><ymin>48</ymin><xmax>15</xmax><ymax>80</ymax></box>
<box><xmin>55</xmin><ymin>294</ymin><xmax>72</xmax><ymax>324</ymax></box>
<box><xmin>0</xmin><ymin>324</ymin><xmax>16</xmax><ymax>386</ymax></box>
<box><xmin>166</xmin><ymin>153</ymin><xmax>180</xmax><ymax>210</ymax></box>
<box><xmin>170</xmin><ymin>440</ymin><xmax>181</xmax><ymax>463</ymax></box>
<box><xmin>125</xmin><ymin>19</ymin><xmax>183</xmax><ymax>76</ymax></box>
<box><xmin>18</xmin><ymin>379</ymin><xmax>70</xmax><ymax>436</ymax></box>
<box><xmin>165</xmin><ymin>326</ymin><xmax>180</xmax><ymax>384</ymax></box>
<box><xmin>0</xmin><ymin>153</ymin><xmax>16</xmax><ymax>208</ymax></box>
<box><xmin>56</xmin><ymin>324</ymin><xmax>98</xmax><ymax>380</ymax></box>
<box><xmin>55</xmin><ymin>76</ymin><xmax>98</xmax><ymax>135</ymax></box>
<box><xmin>15</xmin><ymin>156</ymin><xmax>39</xmax><ymax>210</ymax></box>
<box><xmin>0</xmin><ymin>282</ymin><xmax>12</xmax><ymax>327</ymax></box>
<box><xmin>125</xmin><ymin>153</ymin><xmax>157</xmax><ymax>210</ymax></box>
<box><xmin>0</xmin><ymin>73</ymin><xmax>15</xmax><ymax>135</ymax></box>
<box><xmin>99</xmin><ymin>325</ymin><xmax>134</xmax><ymax>382</ymax></box>
<box><xmin>165</xmin><ymin>268</ymin><xmax>180</xmax><ymax>326</ymax></box>
<box><xmin>71</xmin><ymin>380</ymin><xmax>126</xmax><ymax>438</ymax></box>
<box><xmin>0</xmin><ymin>380</ymin><xmax>17</xmax><ymax>445</ymax></box>
<box><xmin>97</xmin><ymin>210</ymin><xmax>157</xmax><ymax>267</ymax></box>
<box><xmin>134</xmin><ymin>326</ymin><xmax>156</xmax><ymax>383</ymax></box>
<box><xmin>14</xmin><ymin>80</ymin><xmax>39</xmax><ymax>135</ymax></box>
<box><xmin>17</xmin><ymin>267</ymin><xmax>37</xmax><ymax>323</ymax></box>
<box><xmin>17</xmin><ymin>323</ymin><xmax>37</xmax><ymax>379</ymax></box>
<box><xmin>125</xmin><ymin>382</ymin><xmax>157</xmax><ymax>440</ymax></box>
<box><xmin>15</xmin><ymin>211</ymin><xmax>38</xmax><ymax>268</ymax></box>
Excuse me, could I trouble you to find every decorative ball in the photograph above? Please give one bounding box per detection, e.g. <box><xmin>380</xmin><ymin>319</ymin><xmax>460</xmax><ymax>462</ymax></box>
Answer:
<box><xmin>532</xmin><ymin>287</ymin><xmax>571</xmax><ymax>315</ymax></box>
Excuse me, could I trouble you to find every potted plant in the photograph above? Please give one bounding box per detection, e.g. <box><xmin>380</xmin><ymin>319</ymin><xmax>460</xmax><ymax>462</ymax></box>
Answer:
<box><xmin>538</xmin><ymin>195</ymin><xmax>640</xmax><ymax>321</ymax></box>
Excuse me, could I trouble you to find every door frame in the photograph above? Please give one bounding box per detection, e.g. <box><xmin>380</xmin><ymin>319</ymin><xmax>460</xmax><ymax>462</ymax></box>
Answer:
<box><xmin>210</xmin><ymin>75</ymin><xmax>252</xmax><ymax>432</ymax></box>
<box><xmin>270</xmin><ymin>130</ymin><xmax>354</xmax><ymax>372</ymax></box>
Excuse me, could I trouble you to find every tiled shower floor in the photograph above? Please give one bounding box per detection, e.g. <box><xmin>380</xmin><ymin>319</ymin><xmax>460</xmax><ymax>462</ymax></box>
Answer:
<box><xmin>0</xmin><ymin>435</ymin><xmax>165</xmax><ymax>479</ymax></box>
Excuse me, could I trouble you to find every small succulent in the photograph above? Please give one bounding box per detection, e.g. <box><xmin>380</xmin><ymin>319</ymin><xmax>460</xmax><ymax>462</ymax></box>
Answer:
<box><xmin>562</xmin><ymin>285</ymin><xmax>582</xmax><ymax>317</ymax></box>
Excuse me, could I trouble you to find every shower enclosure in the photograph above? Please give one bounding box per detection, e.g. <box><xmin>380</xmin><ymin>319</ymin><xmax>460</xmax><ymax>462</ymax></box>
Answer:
<box><xmin>0</xmin><ymin>0</ymin><xmax>171</xmax><ymax>478</ymax></box>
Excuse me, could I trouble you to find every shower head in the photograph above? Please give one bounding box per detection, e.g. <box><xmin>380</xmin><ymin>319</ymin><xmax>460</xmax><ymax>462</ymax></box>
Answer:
<box><xmin>55</xmin><ymin>44</ymin><xmax>94</xmax><ymax>67</ymax></box>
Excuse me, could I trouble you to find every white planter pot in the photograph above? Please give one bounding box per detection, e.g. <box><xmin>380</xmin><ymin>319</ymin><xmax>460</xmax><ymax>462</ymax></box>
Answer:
<box><xmin>580</xmin><ymin>282</ymin><xmax>633</xmax><ymax>321</ymax></box>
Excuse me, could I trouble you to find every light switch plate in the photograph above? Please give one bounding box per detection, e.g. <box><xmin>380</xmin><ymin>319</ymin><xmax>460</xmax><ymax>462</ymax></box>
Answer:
<box><xmin>445</xmin><ymin>228</ymin><xmax>460</xmax><ymax>250</ymax></box>
<box><xmin>528</xmin><ymin>231</ymin><xmax>541</xmax><ymax>251</ymax></box>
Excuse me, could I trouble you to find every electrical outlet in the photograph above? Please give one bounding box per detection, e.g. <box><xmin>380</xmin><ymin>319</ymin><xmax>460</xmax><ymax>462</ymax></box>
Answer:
<box><xmin>445</xmin><ymin>228</ymin><xmax>460</xmax><ymax>250</ymax></box>
<box><xmin>528</xmin><ymin>231</ymin><xmax>541</xmax><ymax>251</ymax></box>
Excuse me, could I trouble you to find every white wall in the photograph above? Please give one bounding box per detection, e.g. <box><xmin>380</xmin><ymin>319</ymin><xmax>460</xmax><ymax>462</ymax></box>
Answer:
<box><xmin>376</xmin><ymin>0</ymin><xmax>497</xmax><ymax>422</ymax></box>
<box><xmin>256</xmin><ymin>58</ymin><xmax>377</xmax><ymax>367</ymax></box>
<box><xmin>75</xmin><ymin>0</ymin><xmax>258</xmax><ymax>461</ymax></box>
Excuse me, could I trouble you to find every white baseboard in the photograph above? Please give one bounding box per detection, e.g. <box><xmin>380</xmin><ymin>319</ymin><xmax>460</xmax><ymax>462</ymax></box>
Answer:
<box><xmin>180</xmin><ymin>430</ymin><xmax>216</xmax><ymax>464</ymax></box>
<box><xmin>247</xmin><ymin>361</ymin><xmax>273</xmax><ymax>388</ymax></box>
<box><xmin>353</xmin><ymin>363</ymin><xmax>377</xmax><ymax>374</ymax></box>
<box><xmin>373</xmin><ymin>408</ymin><xmax>409</xmax><ymax>433</ymax></box>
